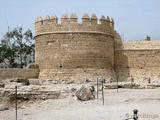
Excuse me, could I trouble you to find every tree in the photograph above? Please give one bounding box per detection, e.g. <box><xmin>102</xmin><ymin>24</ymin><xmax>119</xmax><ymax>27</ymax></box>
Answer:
<box><xmin>0</xmin><ymin>27</ymin><xmax>34</xmax><ymax>68</ymax></box>
<box><xmin>0</xmin><ymin>45</ymin><xmax>17</xmax><ymax>68</ymax></box>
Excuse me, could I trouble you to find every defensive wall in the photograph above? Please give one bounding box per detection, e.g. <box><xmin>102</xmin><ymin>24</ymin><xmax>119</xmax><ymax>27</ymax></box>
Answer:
<box><xmin>115</xmin><ymin>40</ymin><xmax>160</xmax><ymax>82</ymax></box>
<box><xmin>0</xmin><ymin>13</ymin><xmax>160</xmax><ymax>83</ymax></box>
<box><xmin>0</xmin><ymin>68</ymin><xmax>39</xmax><ymax>80</ymax></box>
<box><xmin>0</xmin><ymin>64</ymin><xmax>39</xmax><ymax>80</ymax></box>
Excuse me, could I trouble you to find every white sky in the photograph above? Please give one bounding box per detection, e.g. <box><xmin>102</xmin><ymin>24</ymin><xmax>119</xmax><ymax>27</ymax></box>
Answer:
<box><xmin>0</xmin><ymin>0</ymin><xmax>160</xmax><ymax>41</ymax></box>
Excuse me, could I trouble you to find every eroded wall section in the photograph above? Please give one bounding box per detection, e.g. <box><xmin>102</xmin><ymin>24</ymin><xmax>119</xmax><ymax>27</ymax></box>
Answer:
<box><xmin>115</xmin><ymin>41</ymin><xmax>160</xmax><ymax>82</ymax></box>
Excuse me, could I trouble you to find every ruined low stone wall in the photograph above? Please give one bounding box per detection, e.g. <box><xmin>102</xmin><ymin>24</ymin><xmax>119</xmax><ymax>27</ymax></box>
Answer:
<box><xmin>0</xmin><ymin>68</ymin><xmax>39</xmax><ymax>80</ymax></box>
<box><xmin>115</xmin><ymin>67</ymin><xmax>160</xmax><ymax>82</ymax></box>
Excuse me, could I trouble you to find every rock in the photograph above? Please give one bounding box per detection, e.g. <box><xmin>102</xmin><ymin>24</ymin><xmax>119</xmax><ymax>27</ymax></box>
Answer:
<box><xmin>75</xmin><ymin>85</ymin><xmax>95</xmax><ymax>101</ymax></box>
<box><xmin>61</xmin><ymin>80</ymin><xmax>67</xmax><ymax>84</ymax></box>
<box><xmin>89</xmin><ymin>86</ymin><xmax>95</xmax><ymax>92</ymax></box>
<box><xmin>17</xmin><ymin>78</ymin><xmax>30</xmax><ymax>85</ymax></box>
<box><xmin>126</xmin><ymin>77</ymin><xmax>134</xmax><ymax>82</ymax></box>
<box><xmin>84</xmin><ymin>78</ymin><xmax>91</xmax><ymax>83</ymax></box>
<box><xmin>29</xmin><ymin>79</ymin><xmax>40</xmax><ymax>85</ymax></box>
<box><xmin>5</xmin><ymin>83</ymin><xmax>23</xmax><ymax>89</ymax></box>
<box><xmin>0</xmin><ymin>82</ymin><xmax>5</xmax><ymax>88</ymax></box>
<box><xmin>110</xmin><ymin>79</ymin><xmax>117</xmax><ymax>83</ymax></box>
<box><xmin>31</xmin><ymin>85</ymin><xmax>40</xmax><ymax>90</ymax></box>
<box><xmin>150</xmin><ymin>78</ymin><xmax>160</xmax><ymax>84</ymax></box>
<box><xmin>99</xmin><ymin>78</ymin><xmax>105</xmax><ymax>83</ymax></box>
<box><xmin>105</xmin><ymin>83</ymin><xmax>118</xmax><ymax>89</ymax></box>
<box><xmin>66</xmin><ymin>80</ymin><xmax>74</xmax><ymax>84</ymax></box>
<box><xmin>143</xmin><ymin>77</ymin><xmax>151</xmax><ymax>84</ymax></box>
<box><xmin>42</xmin><ymin>96</ymin><xmax>46</xmax><ymax>100</ymax></box>
<box><xmin>10</xmin><ymin>78</ymin><xmax>29</xmax><ymax>85</ymax></box>
<box><xmin>146</xmin><ymin>85</ymin><xmax>155</xmax><ymax>89</ymax></box>
<box><xmin>0</xmin><ymin>103</ymin><xmax>9</xmax><ymax>111</ymax></box>
<box><xmin>51</xmin><ymin>80</ymin><xmax>58</xmax><ymax>84</ymax></box>
<box><xmin>122</xmin><ymin>83</ymin><xmax>140</xmax><ymax>89</ymax></box>
<box><xmin>71</xmin><ymin>88</ymin><xmax>76</xmax><ymax>92</ymax></box>
<box><xmin>10</xmin><ymin>78</ymin><xmax>18</xmax><ymax>82</ymax></box>
<box><xmin>105</xmin><ymin>80</ymin><xmax>111</xmax><ymax>84</ymax></box>
<box><xmin>26</xmin><ymin>64</ymin><xmax>39</xmax><ymax>69</ymax></box>
<box><xmin>104</xmin><ymin>82</ymin><xmax>141</xmax><ymax>89</ymax></box>
<box><xmin>21</xmin><ymin>105</ymin><xmax>26</xmax><ymax>109</ymax></box>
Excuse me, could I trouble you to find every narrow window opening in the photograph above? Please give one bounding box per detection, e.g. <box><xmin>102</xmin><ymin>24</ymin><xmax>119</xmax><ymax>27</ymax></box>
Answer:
<box><xmin>59</xmin><ymin>64</ymin><xmax>63</xmax><ymax>68</ymax></box>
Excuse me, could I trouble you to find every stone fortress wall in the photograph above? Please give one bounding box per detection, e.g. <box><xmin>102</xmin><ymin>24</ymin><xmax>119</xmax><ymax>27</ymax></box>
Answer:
<box><xmin>35</xmin><ymin>14</ymin><xmax>116</xmax><ymax>81</ymax></box>
<box><xmin>0</xmin><ymin>64</ymin><xmax>39</xmax><ymax>80</ymax></box>
<box><xmin>34</xmin><ymin>13</ymin><xmax>160</xmax><ymax>82</ymax></box>
<box><xmin>115</xmin><ymin>40</ymin><xmax>160</xmax><ymax>82</ymax></box>
<box><xmin>0</xmin><ymin>13</ymin><xmax>159</xmax><ymax>83</ymax></box>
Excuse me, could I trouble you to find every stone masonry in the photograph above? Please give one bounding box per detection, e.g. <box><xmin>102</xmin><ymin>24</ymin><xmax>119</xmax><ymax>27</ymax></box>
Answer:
<box><xmin>35</xmin><ymin>13</ymin><xmax>116</xmax><ymax>81</ymax></box>
<box><xmin>34</xmin><ymin>13</ymin><xmax>160</xmax><ymax>82</ymax></box>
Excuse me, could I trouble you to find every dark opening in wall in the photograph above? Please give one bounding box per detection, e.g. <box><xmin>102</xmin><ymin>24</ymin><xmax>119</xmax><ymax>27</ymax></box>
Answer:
<box><xmin>59</xmin><ymin>64</ymin><xmax>63</xmax><ymax>68</ymax></box>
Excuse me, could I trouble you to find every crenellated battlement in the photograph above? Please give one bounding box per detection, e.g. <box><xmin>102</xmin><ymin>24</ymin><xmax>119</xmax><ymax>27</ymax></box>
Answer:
<box><xmin>33</xmin><ymin>12</ymin><xmax>160</xmax><ymax>82</ymax></box>
<box><xmin>35</xmin><ymin>13</ymin><xmax>114</xmax><ymax>37</ymax></box>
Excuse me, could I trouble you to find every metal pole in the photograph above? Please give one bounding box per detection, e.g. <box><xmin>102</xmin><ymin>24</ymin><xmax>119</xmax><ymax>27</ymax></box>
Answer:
<box><xmin>102</xmin><ymin>80</ymin><xmax>104</xmax><ymax>105</ymax></box>
<box><xmin>15</xmin><ymin>86</ymin><xmax>17</xmax><ymax>120</ymax></box>
<box><xmin>117</xmin><ymin>75</ymin><xmax>119</xmax><ymax>93</ymax></box>
<box><xmin>97</xmin><ymin>78</ymin><xmax>99</xmax><ymax>99</ymax></box>
<box><xmin>133</xmin><ymin>109</ymin><xmax>138</xmax><ymax>120</ymax></box>
<box><xmin>131</xmin><ymin>77</ymin><xmax>134</xmax><ymax>89</ymax></box>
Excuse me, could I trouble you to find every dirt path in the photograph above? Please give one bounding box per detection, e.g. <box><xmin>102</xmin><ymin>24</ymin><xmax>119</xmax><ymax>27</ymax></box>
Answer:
<box><xmin>0</xmin><ymin>89</ymin><xmax>160</xmax><ymax>120</ymax></box>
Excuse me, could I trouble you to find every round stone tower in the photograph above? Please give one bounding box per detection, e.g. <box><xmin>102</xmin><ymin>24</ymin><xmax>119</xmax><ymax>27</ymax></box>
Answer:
<box><xmin>35</xmin><ymin>13</ymin><xmax>115</xmax><ymax>81</ymax></box>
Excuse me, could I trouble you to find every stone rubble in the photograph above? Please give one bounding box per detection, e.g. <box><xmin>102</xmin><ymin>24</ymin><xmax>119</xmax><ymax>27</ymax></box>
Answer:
<box><xmin>75</xmin><ymin>85</ymin><xmax>95</xmax><ymax>101</ymax></box>
<box><xmin>0</xmin><ymin>78</ymin><xmax>160</xmax><ymax>111</ymax></box>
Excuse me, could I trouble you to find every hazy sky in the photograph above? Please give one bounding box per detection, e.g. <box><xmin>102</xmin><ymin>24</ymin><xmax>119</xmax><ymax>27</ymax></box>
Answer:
<box><xmin>0</xmin><ymin>0</ymin><xmax>160</xmax><ymax>41</ymax></box>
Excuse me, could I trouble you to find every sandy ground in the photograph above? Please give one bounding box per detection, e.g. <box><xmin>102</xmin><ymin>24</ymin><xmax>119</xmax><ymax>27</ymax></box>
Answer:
<box><xmin>0</xmin><ymin>88</ymin><xmax>160</xmax><ymax>120</ymax></box>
